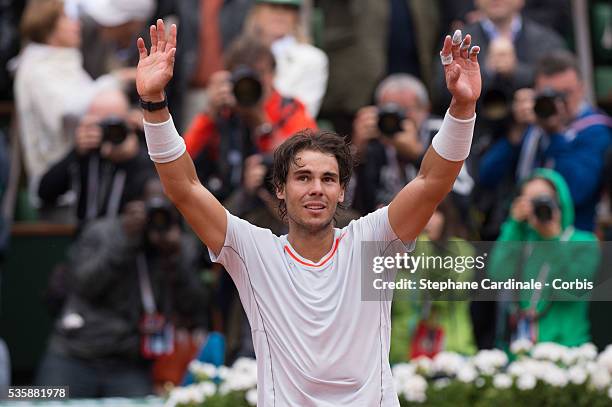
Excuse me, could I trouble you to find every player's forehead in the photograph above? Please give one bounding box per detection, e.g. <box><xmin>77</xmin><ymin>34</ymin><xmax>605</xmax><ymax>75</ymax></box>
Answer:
<box><xmin>289</xmin><ymin>149</ymin><xmax>339</xmax><ymax>176</ymax></box>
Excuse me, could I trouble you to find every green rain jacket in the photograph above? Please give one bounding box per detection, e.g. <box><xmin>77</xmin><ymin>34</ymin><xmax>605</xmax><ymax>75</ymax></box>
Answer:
<box><xmin>390</xmin><ymin>237</ymin><xmax>477</xmax><ymax>363</ymax></box>
<box><xmin>488</xmin><ymin>168</ymin><xmax>600</xmax><ymax>346</ymax></box>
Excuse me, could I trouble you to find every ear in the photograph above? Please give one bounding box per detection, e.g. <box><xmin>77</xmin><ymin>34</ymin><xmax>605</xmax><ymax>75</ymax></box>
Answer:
<box><xmin>276</xmin><ymin>185</ymin><xmax>285</xmax><ymax>200</ymax></box>
<box><xmin>338</xmin><ymin>188</ymin><xmax>345</xmax><ymax>204</ymax></box>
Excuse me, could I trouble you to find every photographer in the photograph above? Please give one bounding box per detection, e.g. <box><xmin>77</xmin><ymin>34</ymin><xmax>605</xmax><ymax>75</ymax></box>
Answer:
<box><xmin>488</xmin><ymin>169</ymin><xmax>600</xmax><ymax>347</ymax></box>
<box><xmin>479</xmin><ymin>50</ymin><xmax>612</xmax><ymax>232</ymax></box>
<box><xmin>184</xmin><ymin>35</ymin><xmax>317</xmax><ymax>203</ymax></box>
<box><xmin>36</xmin><ymin>177</ymin><xmax>207</xmax><ymax>397</ymax></box>
<box><xmin>351</xmin><ymin>74</ymin><xmax>474</xmax><ymax>222</ymax></box>
<box><xmin>38</xmin><ymin>89</ymin><xmax>154</xmax><ymax>226</ymax></box>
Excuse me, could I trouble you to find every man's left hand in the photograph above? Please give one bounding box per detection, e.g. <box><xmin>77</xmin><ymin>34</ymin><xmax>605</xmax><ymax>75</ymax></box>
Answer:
<box><xmin>440</xmin><ymin>30</ymin><xmax>482</xmax><ymax>117</ymax></box>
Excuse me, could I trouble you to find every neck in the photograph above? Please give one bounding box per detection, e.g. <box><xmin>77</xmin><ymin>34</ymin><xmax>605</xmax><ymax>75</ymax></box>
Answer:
<box><xmin>287</xmin><ymin>223</ymin><xmax>336</xmax><ymax>263</ymax></box>
<box><xmin>490</xmin><ymin>14</ymin><xmax>517</xmax><ymax>37</ymax></box>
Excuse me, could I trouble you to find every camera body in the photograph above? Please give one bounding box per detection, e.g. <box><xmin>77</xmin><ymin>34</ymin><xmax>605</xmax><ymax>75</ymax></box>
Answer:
<box><xmin>99</xmin><ymin>117</ymin><xmax>129</xmax><ymax>145</ymax></box>
<box><xmin>145</xmin><ymin>196</ymin><xmax>177</xmax><ymax>234</ymax></box>
<box><xmin>533</xmin><ymin>88</ymin><xmax>565</xmax><ymax>120</ymax></box>
<box><xmin>531</xmin><ymin>195</ymin><xmax>558</xmax><ymax>223</ymax></box>
<box><xmin>231</xmin><ymin>65</ymin><xmax>263</xmax><ymax>107</ymax></box>
<box><xmin>377</xmin><ymin>103</ymin><xmax>406</xmax><ymax>137</ymax></box>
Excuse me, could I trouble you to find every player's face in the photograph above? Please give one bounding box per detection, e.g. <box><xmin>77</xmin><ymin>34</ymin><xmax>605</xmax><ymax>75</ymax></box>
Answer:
<box><xmin>277</xmin><ymin>149</ymin><xmax>345</xmax><ymax>233</ymax></box>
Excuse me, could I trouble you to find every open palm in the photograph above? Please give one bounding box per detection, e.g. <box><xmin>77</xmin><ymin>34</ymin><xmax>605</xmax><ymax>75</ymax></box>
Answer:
<box><xmin>136</xmin><ymin>19</ymin><xmax>177</xmax><ymax>99</ymax></box>
<box><xmin>440</xmin><ymin>32</ymin><xmax>482</xmax><ymax>104</ymax></box>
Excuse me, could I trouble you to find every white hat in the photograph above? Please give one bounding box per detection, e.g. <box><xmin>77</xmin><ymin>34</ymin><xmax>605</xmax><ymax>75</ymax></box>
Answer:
<box><xmin>83</xmin><ymin>0</ymin><xmax>155</xmax><ymax>27</ymax></box>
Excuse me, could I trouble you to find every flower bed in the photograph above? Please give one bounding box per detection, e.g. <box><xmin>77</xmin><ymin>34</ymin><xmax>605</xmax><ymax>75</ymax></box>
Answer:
<box><xmin>165</xmin><ymin>341</ymin><xmax>612</xmax><ymax>406</ymax></box>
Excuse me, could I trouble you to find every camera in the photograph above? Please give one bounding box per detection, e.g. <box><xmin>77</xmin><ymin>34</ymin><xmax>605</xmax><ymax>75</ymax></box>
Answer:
<box><xmin>377</xmin><ymin>103</ymin><xmax>406</xmax><ymax>137</ymax></box>
<box><xmin>145</xmin><ymin>196</ymin><xmax>177</xmax><ymax>233</ymax></box>
<box><xmin>533</xmin><ymin>88</ymin><xmax>565</xmax><ymax>120</ymax></box>
<box><xmin>99</xmin><ymin>117</ymin><xmax>129</xmax><ymax>145</ymax></box>
<box><xmin>531</xmin><ymin>195</ymin><xmax>557</xmax><ymax>223</ymax></box>
<box><xmin>481</xmin><ymin>87</ymin><xmax>512</xmax><ymax>122</ymax></box>
<box><xmin>231</xmin><ymin>65</ymin><xmax>263</xmax><ymax>107</ymax></box>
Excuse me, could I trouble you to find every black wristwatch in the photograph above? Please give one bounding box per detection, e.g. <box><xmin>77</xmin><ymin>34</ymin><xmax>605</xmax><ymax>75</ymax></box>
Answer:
<box><xmin>140</xmin><ymin>96</ymin><xmax>168</xmax><ymax>111</ymax></box>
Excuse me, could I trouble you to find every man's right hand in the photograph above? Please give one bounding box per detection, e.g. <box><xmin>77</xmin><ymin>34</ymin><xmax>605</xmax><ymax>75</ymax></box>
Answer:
<box><xmin>207</xmin><ymin>71</ymin><xmax>236</xmax><ymax>117</ymax></box>
<box><xmin>136</xmin><ymin>19</ymin><xmax>177</xmax><ymax>102</ymax></box>
<box><xmin>352</xmin><ymin>106</ymin><xmax>379</xmax><ymax>152</ymax></box>
<box><xmin>75</xmin><ymin>115</ymin><xmax>102</xmax><ymax>156</ymax></box>
<box><xmin>510</xmin><ymin>196</ymin><xmax>532</xmax><ymax>222</ymax></box>
<box><xmin>512</xmin><ymin>88</ymin><xmax>536</xmax><ymax>126</ymax></box>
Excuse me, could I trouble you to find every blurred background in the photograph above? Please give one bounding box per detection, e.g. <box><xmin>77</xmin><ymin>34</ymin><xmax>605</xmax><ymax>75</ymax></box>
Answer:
<box><xmin>0</xmin><ymin>0</ymin><xmax>611</xmax><ymax>403</ymax></box>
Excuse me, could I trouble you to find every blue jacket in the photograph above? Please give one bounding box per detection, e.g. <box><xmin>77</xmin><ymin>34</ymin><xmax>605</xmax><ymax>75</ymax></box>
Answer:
<box><xmin>479</xmin><ymin>104</ymin><xmax>612</xmax><ymax>231</ymax></box>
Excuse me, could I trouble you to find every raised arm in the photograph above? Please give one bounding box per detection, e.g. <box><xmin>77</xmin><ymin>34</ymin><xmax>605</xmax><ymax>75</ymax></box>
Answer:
<box><xmin>388</xmin><ymin>31</ymin><xmax>481</xmax><ymax>242</ymax></box>
<box><xmin>136</xmin><ymin>20</ymin><xmax>226</xmax><ymax>255</ymax></box>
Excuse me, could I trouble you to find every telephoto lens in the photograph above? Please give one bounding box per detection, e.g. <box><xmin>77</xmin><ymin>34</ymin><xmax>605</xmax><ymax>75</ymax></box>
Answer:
<box><xmin>533</xmin><ymin>88</ymin><xmax>565</xmax><ymax>120</ymax></box>
<box><xmin>377</xmin><ymin>103</ymin><xmax>406</xmax><ymax>137</ymax></box>
<box><xmin>531</xmin><ymin>195</ymin><xmax>557</xmax><ymax>223</ymax></box>
<box><xmin>146</xmin><ymin>196</ymin><xmax>176</xmax><ymax>233</ymax></box>
<box><xmin>231</xmin><ymin>65</ymin><xmax>263</xmax><ymax>107</ymax></box>
<box><xmin>99</xmin><ymin>117</ymin><xmax>129</xmax><ymax>145</ymax></box>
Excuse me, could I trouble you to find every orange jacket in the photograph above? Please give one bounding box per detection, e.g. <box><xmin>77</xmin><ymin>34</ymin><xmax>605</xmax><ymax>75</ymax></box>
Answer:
<box><xmin>185</xmin><ymin>90</ymin><xmax>317</xmax><ymax>159</ymax></box>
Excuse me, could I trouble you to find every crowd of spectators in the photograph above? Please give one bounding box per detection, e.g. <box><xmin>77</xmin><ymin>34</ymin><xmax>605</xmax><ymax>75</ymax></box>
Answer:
<box><xmin>0</xmin><ymin>0</ymin><xmax>610</xmax><ymax>398</ymax></box>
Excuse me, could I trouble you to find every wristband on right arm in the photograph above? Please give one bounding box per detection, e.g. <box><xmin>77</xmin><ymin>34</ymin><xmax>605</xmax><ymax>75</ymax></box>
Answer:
<box><xmin>143</xmin><ymin>115</ymin><xmax>186</xmax><ymax>163</ymax></box>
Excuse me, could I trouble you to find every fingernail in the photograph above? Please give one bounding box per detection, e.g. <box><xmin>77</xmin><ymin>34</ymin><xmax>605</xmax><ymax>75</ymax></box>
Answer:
<box><xmin>452</xmin><ymin>30</ymin><xmax>462</xmax><ymax>44</ymax></box>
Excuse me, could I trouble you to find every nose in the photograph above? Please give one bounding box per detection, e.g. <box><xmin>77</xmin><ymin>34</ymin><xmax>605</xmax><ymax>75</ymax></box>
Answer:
<box><xmin>308</xmin><ymin>178</ymin><xmax>323</xmax><ymax>196</ymax></box>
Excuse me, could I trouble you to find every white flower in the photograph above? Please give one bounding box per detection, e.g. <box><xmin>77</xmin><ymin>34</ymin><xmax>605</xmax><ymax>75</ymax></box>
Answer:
<box><xmin>165</xmin><ymin>384</ymin><xmax>207</xmax><ymax>407</ymax></box>
<box><xmin>392</xmin><ymin>363</ymin><xmax>416</xmax><ymax>382</ymax></box>
<box><xmin>475</xmin><ymin>377</ymin><xmax>486</xmax><ymax>388</ymax></box>
<box><xmin>189</xmin><ymin>360</ymin><xmax>217</xmax><ymax>379</ymax></box>
<box><xmin>531</xmin><ymin>342</ymin><xmax>565</xmax><ymax>363</ymax></box>
<box><xmin>577</xmin><ymin>343</ymin><xmax>598</xmax><ymax>362</ymax></box>
<box><xmin>568</xmin><ymin>365</ymin><xmax>587</xmax><ymax>385</ymax></box>
<box><xmin>608</xmin><ymin>386</ymin><xmax>612</xmax><ymax>400</ymax></box>
<box><xmin>217</xmin><ymin>366</ymin><xmax>230</xmax><ymax>380</ymax></box>
<box><xmin>510</xmin><ymin>339</ymin><xmax>533</xmax><ymax>355</ymax></box>
<box><xmin>401</xmin><ymin>374</ymin><xmax>428</xmax><ymax>403</ymax></box>
<box><xmin>597</xmin><ymin>345</ymin><xmax>612</xmax><ymax>374</ymax></box>
<box><xmin>246</xmin><ymin>388</ymin><xmax>258</xmax><ymax>406</ymax></box>
<box><xmin>196</xmin><ymin>381</ymin><xmax>216</xmax><ymax>398</ymax></box>
<box><xmin>587</xmin><ymin>362</ymin><xmax>611</xmax><ymax>390</ymax></box>
<box><xmin>457</xmin><ymin>364</ymin><xmax>478</xmax><ymax>383</ymax></box>
<box><xmin>517</xmin><ymin>374</ymin><xmax>536</xmax><ymax>390</ymax></box>
<box><xmin>493</xmin><ymin>373</ymin><xmax>513</xmax><ymax>389</ymax></box>
<box><xmin>542</xmin><ymin>366</ymin><xmax>568</xmax><ymax>387</ymax></box>
<box><xmin>412</xmin><ymin>356</ymin><xmax>433</xmax><ymax>376</ymax></box>
<box><xmin>472</xmin><ymin>349</ymin><xmax>508</xmax><ymax>375</ymax></box>
<box><xmin>432</xmin><ymin>352</ymin><xmax>464</xmax><ymax>376</ymax></box>
<box><xmin>433</xmin><ymin>378</ymin><xmax>451</xmax><ymax>389</ymax></box>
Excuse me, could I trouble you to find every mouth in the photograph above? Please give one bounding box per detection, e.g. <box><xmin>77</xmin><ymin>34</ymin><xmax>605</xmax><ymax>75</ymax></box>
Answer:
<box><xmin>303</xmin><ymin>202</ymin><xmax>326</xmax><ymax>213</ymax></box>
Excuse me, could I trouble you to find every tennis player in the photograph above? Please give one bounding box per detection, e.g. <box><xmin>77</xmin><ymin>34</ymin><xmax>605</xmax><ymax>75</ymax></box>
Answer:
<box><xmin>136</xmin><ymin>20</ymin><xmax>481</xmax><ymax>406</ymax></box>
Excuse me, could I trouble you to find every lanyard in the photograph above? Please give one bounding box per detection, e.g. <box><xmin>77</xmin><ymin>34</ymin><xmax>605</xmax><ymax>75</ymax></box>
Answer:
<box><xmin>137</xmin><ymin>253</ymin><xmax>157</xmax><ymax>315</ymax></box>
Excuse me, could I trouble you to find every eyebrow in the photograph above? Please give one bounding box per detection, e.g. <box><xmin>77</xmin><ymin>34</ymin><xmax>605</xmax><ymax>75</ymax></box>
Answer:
<box><xmin>292</xmin><ymin>169</ymin><xmax>339</xmax><ymax>179</ymax></box>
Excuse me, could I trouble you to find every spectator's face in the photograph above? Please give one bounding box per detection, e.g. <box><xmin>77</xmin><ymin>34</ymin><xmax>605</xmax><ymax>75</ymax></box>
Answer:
<box><xmin>476</xmin><ymin>0</ymin><xmax>524</xmax><ymax>21</ymax></box>
<box><xmin>84</xmin><ymin>92</ymin><xmax>139</xmax><ymax>162</ymax></box>
<box><xmin>47</xmin><ymin>13</ymin><xmax>81</xmax><ymax>48</ymax></box>
<box><xmin>521</xmin><ymin>178</ymin><xmax>556</xmax><ymax>203</ymax></box>
<box><xmin>277</xmin><ymin>149</ymin><xmax>344</xmax><ymax>233</ymax></box>
<box><xmin>535</xmin><ymin>69</ymin><xmax>585</xmax><ymax>118</ymax></box>
<box><xmin>379</xmin><ymin>88</ymin><xmax>429</xmax><ymax>130</ymax></box>
<box><xmin>253</xmin><ymin>59</ymin><xmax>276</xmax><ymax>102</ymax></box>
<box><xmin>252</xmin><ymin>3</ymin><xmax>299</xmax><ymax>45</ymax></box>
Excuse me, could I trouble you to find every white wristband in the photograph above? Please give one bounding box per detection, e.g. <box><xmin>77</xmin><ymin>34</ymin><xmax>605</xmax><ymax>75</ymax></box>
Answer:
<box><xmin>143</xmin><ymin>115</ymin><xmax>186</xmax><ymax>163</ymax></box>
<box><xmin>431</xmin><ymin>109</ymin><xmax>476</xmax><ymax>162</ymax></box>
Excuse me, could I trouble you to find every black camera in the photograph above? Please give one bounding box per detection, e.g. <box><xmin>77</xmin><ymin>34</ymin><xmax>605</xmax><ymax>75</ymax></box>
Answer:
<box><xmin>481</xmin><ymin>87</ymin><xmax>512</xmax><ymax>122</ymax></box>
<box><xmin>145</xmin><ymin>196</ymin><xmax>177</xmax><ymax>233</ymax></box>
<box><xmin>99</xmin><ymin>117</ymin><xmax>129</xmax><ymax>145</ymax></box>
<box><xmin>533</xmin><ymin>88</ymin><xmax>565</xmax><ymax>120</ymax></box>
<box><xmin>231</xmin><ymin>65</ymin><xmax>263</xmax><ymax>107</ymax></box>
<box><xmin>531</xmin><ymin>195</ymin><xmax>558</xmax><ymax>223</ymax></box>
<box><xmin>377</xmin><ymin>103</ymin><xmax>406</xmax><ymax>137</ymax></box>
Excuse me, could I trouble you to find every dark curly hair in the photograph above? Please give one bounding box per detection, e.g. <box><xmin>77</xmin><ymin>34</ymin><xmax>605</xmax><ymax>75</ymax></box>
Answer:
<box><xmin>271</xmin><ymin>129</ymin><xmax>354</xmax><ymax>221</ymax></box>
